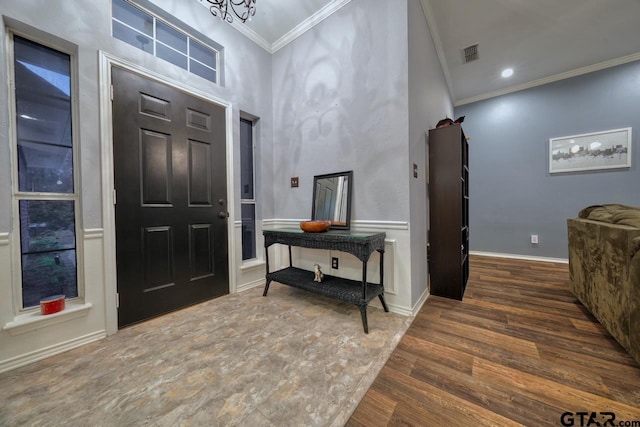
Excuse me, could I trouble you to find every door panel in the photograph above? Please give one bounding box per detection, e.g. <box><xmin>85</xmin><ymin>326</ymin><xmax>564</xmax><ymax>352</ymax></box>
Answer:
<box><xmin>188</xmin><ymin>140</ymin><xmax>213</xmax><ymax>206</ymax></box>
<box><xmin>141</xmin><ymin>130</ymin><xmax>173</xmax><ymax>205</ymax></box>
<box><xmin>112</xmin><ymin>67</ymin><xmax>228</xmax><ymax>328</ymax></box>
<box><xmin>190</xmin><ymin>224</ymin><xmax>214</xmax><ymax>280</ymax></box>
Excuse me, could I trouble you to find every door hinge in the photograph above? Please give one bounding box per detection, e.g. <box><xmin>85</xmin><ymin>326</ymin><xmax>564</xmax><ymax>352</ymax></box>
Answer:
<box><xmin>110</xmin><ymin>84</ymin><xmax>114</xmax><ymax>101</ymax></box>
<box><xmin>116</xmin><ymin>292</ymin><xmax>119</xmax><ymax>308</ymax></box>
<box><xmin>113</xmin><ymin>189</ymin><xmax>117</xmax><ymax>205</ymax></box>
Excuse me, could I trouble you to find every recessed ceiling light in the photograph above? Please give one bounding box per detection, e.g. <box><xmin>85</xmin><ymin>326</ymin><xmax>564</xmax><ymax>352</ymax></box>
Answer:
<box><xmin>501</xmin><ymin>68</ymin><xmax>514</xmax><ymax>78</ymax></box>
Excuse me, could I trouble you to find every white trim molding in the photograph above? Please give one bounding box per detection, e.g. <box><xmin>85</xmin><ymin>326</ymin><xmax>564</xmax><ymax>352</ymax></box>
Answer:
<box><xmin>236</xmin><ymin>277</ymin><xmax>265</xmax><ymax>293</ymax></box>
<box><xmin>455</xmin><ymin>52</ymin><xmax>640</xmax><ymax>106</ymax></box>
<box><xmin>263</xmin><ymin>219</ymin><xmax>409</xmax><ymax>231</ymax></box>
<box><xmin>470</xmin><ymin>251</ymin><xmax>568</xmax><ymax>264</ymax></box>
<box><xmin>196</xmin><ymin>0</ymin><xmax>351</xmax><ymax>54</ymax></box>
<box><xmin>83</xmin><ymin>228</ymin><xmax>104</xmax><ymax>240</ymax></box>
<box><xmin>3</xmin><ymin>302</ymin><xmax>93</xmax><ymax>336</ymax></box>
<box><xmin>0</xmin><ymin>330</ymin><xmax>105</xmax><ymax>374</ymax></box>
<box><xmin>352</xmin><ymin>220</ymin><xmax>409</xmax><ymax>231</ymax></box>
<box><xmin>240</xmin><ymin>259</ymin><xmax>265</xmax><ymax>272</ymax></box>
<box><xmin>271</xmin><ymin>0</ymin><xmax>351</xmax><ymax>53</ymax></box>
<box><xmin>373</xmin><ymin>288</ymin><xmax>428</xmax><ymax>317</ymax></box>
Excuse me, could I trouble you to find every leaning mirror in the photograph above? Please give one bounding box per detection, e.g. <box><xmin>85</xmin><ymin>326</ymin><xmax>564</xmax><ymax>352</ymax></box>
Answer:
<box><xmin>312</xmin><ymin>171</ymin><xmax>353</xmax><ymax>230</ymax></box>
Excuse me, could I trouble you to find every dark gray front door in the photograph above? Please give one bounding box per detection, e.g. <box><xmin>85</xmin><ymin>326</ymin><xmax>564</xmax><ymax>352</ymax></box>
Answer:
<box><xmin>112</xmin><ymin>67</ymin><xmax>228</xmax><ymax>328</ymax></box>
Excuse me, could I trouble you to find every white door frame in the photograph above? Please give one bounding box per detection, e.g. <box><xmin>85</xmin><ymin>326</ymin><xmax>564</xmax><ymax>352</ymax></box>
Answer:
<box><xmin>98</xmin><ymin>51</ymin><xmax>237</xmax><ymax>335</ymax></box>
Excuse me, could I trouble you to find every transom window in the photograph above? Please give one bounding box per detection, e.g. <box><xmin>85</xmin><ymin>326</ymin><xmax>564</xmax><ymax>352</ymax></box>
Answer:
<box><xmin>112</xmin><ymin>0</ymin><xmax>220</xmax><ymax>84</ymax></box>
<box><xmin>12</xmin><ymin>35</ymin><xmax>79</xmax><ymax>309</ymax></box>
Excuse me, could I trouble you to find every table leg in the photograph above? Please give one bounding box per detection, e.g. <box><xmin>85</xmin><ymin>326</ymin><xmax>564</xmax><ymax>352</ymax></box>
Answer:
<box><xmin>378</xmin><ymin>294</ymin><xmax>389</xmax><ymax>312</ymax></box>
<box><xmin>361</xmin><ymin>261</ymin><xmax>368</xmax><ymax>300</ymax></box>
<box><xmin>358</xmin><ymin>305</ymin><xmax>369</xmax><ymax>334</ymax></box>
<box><xmin>263</xmin><ymin>244</ymin><xmax>270</xmax><ymax>297</ymax></box>
<box><xmin>378</xmin><ymin>249</ymin><xmax>388</xmax><ymax>311</ymax></box>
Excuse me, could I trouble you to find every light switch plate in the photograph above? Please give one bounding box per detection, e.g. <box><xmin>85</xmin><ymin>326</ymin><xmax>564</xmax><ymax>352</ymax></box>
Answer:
<box><xmin>291</xmin><ymin>177</ymin><xmax>299</xmax><ymax>188</ymax></box>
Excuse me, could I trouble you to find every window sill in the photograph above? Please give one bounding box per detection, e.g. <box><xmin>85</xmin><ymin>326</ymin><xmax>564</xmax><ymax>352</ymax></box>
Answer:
<box><xmin>3</xmin><ymin>302</ymin><xmax>93</xmax><ymax>336</ymax></box>
<box><xmin>240</xmin><ymin>259</ymin><xmax>265</xmax><ymax>271</ymax></box>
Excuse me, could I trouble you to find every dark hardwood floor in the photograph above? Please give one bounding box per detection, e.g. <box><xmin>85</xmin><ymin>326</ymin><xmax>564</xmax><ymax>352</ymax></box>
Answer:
<box><xmin>347</xmin><ymin>255</ymin><xmax>640</xmax><ymax>426</ymax></box>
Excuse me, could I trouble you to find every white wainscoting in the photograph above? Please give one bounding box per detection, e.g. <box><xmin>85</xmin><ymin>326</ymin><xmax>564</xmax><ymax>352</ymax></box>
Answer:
<box><xmin>0</xmin><ymin>229</ymin><xmax>108</xmax><ymax>374</ymax></box>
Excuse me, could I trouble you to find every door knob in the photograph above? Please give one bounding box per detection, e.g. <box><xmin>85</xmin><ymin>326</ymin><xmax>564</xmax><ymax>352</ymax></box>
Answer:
<box><xmin>218</xmin><ymin>211</ymin><xmax>228</xmax><ymax>219</ymax></box>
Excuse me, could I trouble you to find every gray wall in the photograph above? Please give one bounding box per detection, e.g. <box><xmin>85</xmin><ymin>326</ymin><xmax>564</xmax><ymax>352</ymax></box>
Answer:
<box><xmin>455</xmin><ymin>60</ymin><xmax>640</xmax><ymax>259</ymax></box>
<box><xmin>407</xmin><ymin>0</ymin><xmax>453</xmax><ymax>303</ymax></box>
<box><xmin>271</xmin><ymin>0</ymin><xmax>410</xmax><ymax>222</ymax></box>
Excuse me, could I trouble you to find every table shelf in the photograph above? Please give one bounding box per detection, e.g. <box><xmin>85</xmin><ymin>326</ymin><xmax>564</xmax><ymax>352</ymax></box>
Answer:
<box><xmin>267</xmin><ymin>267</ymin><xmax>384</xmax><ymax>306</ymax></box>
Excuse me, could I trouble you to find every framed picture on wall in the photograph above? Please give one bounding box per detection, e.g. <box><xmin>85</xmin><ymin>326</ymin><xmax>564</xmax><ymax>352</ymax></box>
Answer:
<box><xmin>549</xmin><ymin>127</ymin><xmax>632</xmax><ymax>174</ymax></box>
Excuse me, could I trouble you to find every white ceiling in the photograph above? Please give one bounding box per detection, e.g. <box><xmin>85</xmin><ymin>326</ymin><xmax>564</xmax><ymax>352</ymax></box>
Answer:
<box><xmin>212</xmin><ymin>0</ymin><xmax>640</xmax><ymax>105</ymax></box>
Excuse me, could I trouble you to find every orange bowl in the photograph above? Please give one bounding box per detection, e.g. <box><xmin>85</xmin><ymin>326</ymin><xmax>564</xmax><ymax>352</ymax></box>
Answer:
<box><xmin>300</xmin><ymin>220</ymin><xmax>331</xmax><ymax>233</ymax></box>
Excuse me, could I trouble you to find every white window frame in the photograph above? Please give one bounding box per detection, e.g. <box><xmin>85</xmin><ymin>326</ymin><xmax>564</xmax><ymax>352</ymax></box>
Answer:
<box><xmin>111</xmin><ymin>0</ymin><xmax>222</xmax><ymax>85</ymax></box>
<box><xmin>240</xmin><ymin>117</ymin><xmax>258</xmax><ymax>263</ymax></box>
<box><xmin>7</xmin><ymin>30</ymin><xmax>84</xmax><ymax>313</ymax></box>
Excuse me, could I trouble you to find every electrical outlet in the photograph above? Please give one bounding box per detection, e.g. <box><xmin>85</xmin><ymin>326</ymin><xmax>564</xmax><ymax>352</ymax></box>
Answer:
<box><xmin>531</xmin><ymin>234</ymin><xmax>539</xmax><ymax>244</ymax></box>
<box><xmin>291</xmin><ymin>177</ymin><xmax>299</xmax><ymax>188</ymax></box>
<box><xmin>331</xmin><ymin>257</ymin><xmax>339</xmax><ymax>269</ymax></box>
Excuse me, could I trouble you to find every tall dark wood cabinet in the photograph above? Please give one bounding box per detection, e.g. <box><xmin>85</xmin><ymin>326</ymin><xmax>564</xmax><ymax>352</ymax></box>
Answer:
<box><xmin>428</xmin><ymin>124</ymin><xmax>469</xmax><ymax>300</ymax></box>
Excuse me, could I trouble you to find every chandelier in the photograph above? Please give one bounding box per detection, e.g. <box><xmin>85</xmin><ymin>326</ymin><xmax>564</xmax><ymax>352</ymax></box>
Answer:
<box><xmin>206</xmin><ymin>0</ymin><xmax>257</xmax><ymax>23</ymax></box>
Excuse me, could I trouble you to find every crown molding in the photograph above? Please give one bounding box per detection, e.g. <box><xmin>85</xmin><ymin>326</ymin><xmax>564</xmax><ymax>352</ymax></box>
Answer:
<box><xmin>228</xmin><ymin>19</ymin><xmax>272</xmax><ymax>52</ymax></box>
<box><xmin>455</xmin><ymin>52</ymin><xmax>640</xmax><ymax>106</ymax></box>
<box><xmin>196</xmin><ymin>0</ymin><xmax>351</xmax><ymax>54</ymax></box>
<box><xmin>271</xmin><ymin>0</ymin><xmax>351</xmax><ymax>53</ymax></box>
<box><xmin>195</xmin><ymin>0</ymin><xmax>272</xmax><ymax>51</ymax></box>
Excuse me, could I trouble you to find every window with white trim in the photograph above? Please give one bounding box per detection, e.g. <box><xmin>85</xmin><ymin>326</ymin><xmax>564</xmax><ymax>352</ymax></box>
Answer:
<box><xmin>112</xmin><ymin>0</ymin><xmax>221</xmax><ymax>84</ymax></box>
<box><xmin>240</xmin><ymin>118</ymin><xmax>256</xmax><ymax>261</ymax></box>
<box><xmin>11</xmin><ymin>34</ymin><xmax>79</xmax><ymax>309</ymax></box>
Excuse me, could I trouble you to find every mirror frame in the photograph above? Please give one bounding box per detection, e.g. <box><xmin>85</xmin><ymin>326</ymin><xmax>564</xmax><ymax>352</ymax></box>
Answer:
<box><xmin>311</xmin><ymin>170</ymin><xmax>353</xmax><ymax>230</ymax></box>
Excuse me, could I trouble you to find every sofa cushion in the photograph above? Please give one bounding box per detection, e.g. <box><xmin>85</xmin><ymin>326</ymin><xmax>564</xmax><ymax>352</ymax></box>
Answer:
<box><xmin>579</xmin><ymin>204</ymin><xmax>640</xmax><ymax>228</ymax></box>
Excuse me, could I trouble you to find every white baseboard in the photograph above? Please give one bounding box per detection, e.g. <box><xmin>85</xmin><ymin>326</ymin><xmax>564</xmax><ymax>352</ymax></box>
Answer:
<box><xmin>236</xmin><ymin>278</ymin><xmax>266</xmax><ymax>293</ymax></box>
<box><xmin>0</xmin><ymin>330</ymin><xmax>106</xmax><ymax>374</ymax></box>
<box><xmin>411</xmin><ymin>288</ymin><xmax>429</xmax><ymax>316</ymax></box>
<box><xmin>375</xmin><ymin>288</ymin><xmax>427</xmax><ymax>318</ymax></box>
<box><xmin>470</xmin><ymin>251</ymin><xmax>568</xmax><ymax>264</ymax></box>
<box><xmin>367</xmin><ymin>300</ymin><xmax>409</xmax><ymax>317</ymax></box>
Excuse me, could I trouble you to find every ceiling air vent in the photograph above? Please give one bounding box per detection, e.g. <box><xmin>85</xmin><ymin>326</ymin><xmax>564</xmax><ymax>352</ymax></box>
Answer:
<box><xmin>462</xmin><ymin>44</ymin><xmax>479</xmax><ymax>63</ymax></box>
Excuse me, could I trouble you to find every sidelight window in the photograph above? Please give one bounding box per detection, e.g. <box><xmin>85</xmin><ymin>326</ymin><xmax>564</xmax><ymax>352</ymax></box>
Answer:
<box><xmin>11</xmin><ymin>35</ymin><xmax>79</xmax><ymax>309</ymax></box>
<box><xmin>240</xmin><ymin>118</ymin><xmax>256</xmax><ymax>261</ymax></box>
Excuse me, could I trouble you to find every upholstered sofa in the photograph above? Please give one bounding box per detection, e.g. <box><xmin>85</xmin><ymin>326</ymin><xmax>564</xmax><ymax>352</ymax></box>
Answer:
<box><xmin>567</xmin><ymin>204</ymin><xmax>640</xmax><ymax>365</ymax></box>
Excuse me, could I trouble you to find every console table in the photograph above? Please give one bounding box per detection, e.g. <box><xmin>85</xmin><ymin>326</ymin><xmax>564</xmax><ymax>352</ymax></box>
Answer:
<box><xmin>263</xmin><ymin>228</ymin><xmax>389</xmax><ymax>333</ymax></box>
